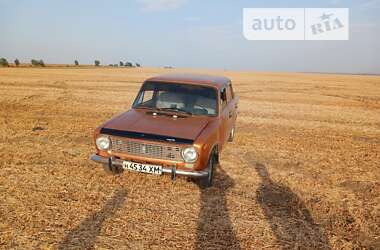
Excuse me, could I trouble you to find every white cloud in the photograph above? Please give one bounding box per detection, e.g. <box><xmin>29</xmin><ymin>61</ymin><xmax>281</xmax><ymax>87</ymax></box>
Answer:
<box><xmin>137</xmin><ymin>0</ymin><xmax>187</xmax><ymax>11</ymax></box>
<box><xmin>184</xmin><ymin>16</ymin><xmax>200</xmax><ymax>22</ymax></box>
<box><xmin>360</xmin><ymin>0</ymin><xmax>380</xmax><ymax>8</ymax></box>
<box><xmin>330</xmin><ymin>0</ymin><xmax>380</xmax><ymax>9</ymax></box>
<box><xmin>329</xmin><ymin>0</ymin><xmax>342</xmax><ymax>5</ymax></box>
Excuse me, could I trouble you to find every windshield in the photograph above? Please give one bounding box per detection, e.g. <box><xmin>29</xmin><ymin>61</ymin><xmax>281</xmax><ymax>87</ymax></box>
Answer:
<box><xmin>133</xmin><ymin>81</ymin><xmax>218</xmax><ymax>116</ymax></box>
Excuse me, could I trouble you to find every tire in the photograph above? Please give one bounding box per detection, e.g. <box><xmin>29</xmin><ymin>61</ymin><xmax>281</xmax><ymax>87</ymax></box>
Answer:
<box><xmin>200</xmin><ymin>151</ymin><xmax>217</xmax><ymax>188</ymax></box>
<box><xmin>102</xmin><ymin>163</ymin><xmax>123</xmax><ymax>175</ymax></box>
<box><xmin>228</xmin><ymin>127</ymin><xmax>235</xmax><ymax>142</ymax></box>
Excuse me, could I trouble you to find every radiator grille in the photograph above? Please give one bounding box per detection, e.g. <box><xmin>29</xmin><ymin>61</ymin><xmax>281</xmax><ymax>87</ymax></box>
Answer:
<box><xmin>109</xmin><ymin>136</ymin><xmax>183</xmax><ymax>161</ymax></box>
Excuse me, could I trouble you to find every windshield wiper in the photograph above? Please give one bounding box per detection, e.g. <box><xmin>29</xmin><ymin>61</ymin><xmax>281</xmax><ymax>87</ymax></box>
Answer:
<box><xmin>135</xmin><ymin>105</ymin><xmax>156</xmax><ymax>110</ymax></box>
<box><xmin>135</xmin><ymin>105</ymin><xmax>193</xmax><ymax>116</ymax></box>
<box><xmin>156</xmin><ymin>107</ymin><xmax>193</xmax><ymax>116</ymax></box>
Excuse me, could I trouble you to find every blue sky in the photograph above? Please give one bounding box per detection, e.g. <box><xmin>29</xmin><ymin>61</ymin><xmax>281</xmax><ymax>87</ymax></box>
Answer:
<box><xmin>0</xmin><ymin>0</ymin><xmax>379</xmax><ymax>73</ymax></box>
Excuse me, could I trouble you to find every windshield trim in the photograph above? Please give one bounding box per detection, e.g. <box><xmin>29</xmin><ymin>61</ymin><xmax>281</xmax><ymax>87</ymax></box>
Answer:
<box><xmin>132</xmin><ymin>81</ymin><xmax>219</xmax><ymax>117</ymax></box>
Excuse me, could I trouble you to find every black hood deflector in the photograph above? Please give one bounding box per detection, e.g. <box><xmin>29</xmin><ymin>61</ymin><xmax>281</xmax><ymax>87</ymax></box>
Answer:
<box><xmin>100</xmin><ymin>128</ymin><xmax>194</xmax><ymax>144</ymax></box>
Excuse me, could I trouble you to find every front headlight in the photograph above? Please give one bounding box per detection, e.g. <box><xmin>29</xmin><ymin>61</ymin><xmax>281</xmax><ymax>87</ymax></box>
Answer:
<box><xmin>96</xmin><ymin>135</ymin><xmax>111</xmax><ymax>150</ymax></box>
<box><xmin>181</xmin><ymin>146</ymin><xmax>198</xmax><ymax>163</ymax></box>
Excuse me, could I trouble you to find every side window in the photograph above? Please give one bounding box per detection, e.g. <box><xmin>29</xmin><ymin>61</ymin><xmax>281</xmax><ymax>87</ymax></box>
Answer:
<box><xmin>220</xmin><ymin>88</ymin><xmax>227</xmax><ymax>110</ymax></box>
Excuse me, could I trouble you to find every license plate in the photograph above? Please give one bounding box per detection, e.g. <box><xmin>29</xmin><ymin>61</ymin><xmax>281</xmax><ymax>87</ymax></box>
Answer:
<box><xmin>122</xmin><ymin>160</ymin><xmax>162</xmax><ymax>175</ymax></box>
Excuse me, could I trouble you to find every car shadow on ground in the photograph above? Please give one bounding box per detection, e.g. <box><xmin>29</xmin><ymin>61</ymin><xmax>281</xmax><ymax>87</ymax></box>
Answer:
<box><xmin>57</xmin><ymin>189</ymin><xmax>127</xmax><ymax>250</ymax></box>
<box><xmin>194</xmin><ymin>166</ymin><xmax>241</xmax><ymax>250</ymax></box>
<box><xmin>251</xmin><ymin>159</ymin><xmax>331</xmax><ymax>249</ymax></box>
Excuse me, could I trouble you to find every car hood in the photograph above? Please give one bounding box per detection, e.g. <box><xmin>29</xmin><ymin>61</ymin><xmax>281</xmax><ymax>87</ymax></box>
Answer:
<box><xmin>102</xmin><ymin>109</ymin><xmax>210</xmax><ymax>140</ymax></box>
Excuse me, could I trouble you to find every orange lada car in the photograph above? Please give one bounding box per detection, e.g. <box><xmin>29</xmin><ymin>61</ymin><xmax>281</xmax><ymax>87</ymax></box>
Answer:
<box><xmin>90</xmin><ymin>73</ymin><xmax>238</xmax><ymax>187</ymax></box>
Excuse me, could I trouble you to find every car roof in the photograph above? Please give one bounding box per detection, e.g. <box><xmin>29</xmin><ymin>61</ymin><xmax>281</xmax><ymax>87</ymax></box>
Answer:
<box><xmin>145</xmin><ymin>73</ymin><xmax>231</xmax><ymax>89</ymax></box>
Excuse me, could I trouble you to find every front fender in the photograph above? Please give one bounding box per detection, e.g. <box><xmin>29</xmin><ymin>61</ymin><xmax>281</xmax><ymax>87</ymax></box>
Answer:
<box><xmin>193</xmin><ymin>120</ymin><xmax>220</xmax><ymax>171</ymax></box>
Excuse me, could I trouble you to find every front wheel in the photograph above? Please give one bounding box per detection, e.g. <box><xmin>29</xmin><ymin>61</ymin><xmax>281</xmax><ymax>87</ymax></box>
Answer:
<box><xmin>102</xmin><ymin>163</ymin><xmax>124</xmax><ymax>175</ymax></box>
<box><xmin>201</xmin><ymin>151</ymin><xmax>217</xmax><ymax>188</ymax></box>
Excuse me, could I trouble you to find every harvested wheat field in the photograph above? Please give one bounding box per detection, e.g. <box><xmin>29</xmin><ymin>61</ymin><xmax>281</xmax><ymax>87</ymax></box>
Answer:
<box><xmin>0</xmin><ymin>67</ymin><xmax>379</xmax><ymax>249</ymax></box>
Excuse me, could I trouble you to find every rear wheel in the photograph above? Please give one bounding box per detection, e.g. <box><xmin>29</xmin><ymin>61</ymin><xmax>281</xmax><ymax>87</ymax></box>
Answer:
<box><xmin>228</xmin><ymin>127</ymin><xmax>235</xmax><ymax>142</ymax></box>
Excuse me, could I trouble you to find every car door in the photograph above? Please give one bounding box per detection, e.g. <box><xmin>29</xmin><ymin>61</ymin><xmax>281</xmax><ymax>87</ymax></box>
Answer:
<box><xmin>219</xmin><ymin>86</ymin><xmax>231</xmax><ymax>146</ymax></box>
<box><xmin>226</xmin><ymin>83</ymin><xmax>238</xmax><ymax>131</ymax></box>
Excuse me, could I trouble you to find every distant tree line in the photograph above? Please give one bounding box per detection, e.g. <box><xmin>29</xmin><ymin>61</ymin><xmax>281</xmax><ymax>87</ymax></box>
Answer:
<box><xmin>0</xmin><ymin>57</ymin><xmax>142</xmax><ymax>68</ymax></box>
<box><xmin>31</xmin><ymin>59</ymin><xmax>45</xmax><ymax>67</ymax></box>
<box><xmin>94</xmin><ymin>60</ymin><xmax>141</xmax><ymax>67</ymax></box>
<box><xmin>0</xmin><ymin>58</ymin><xmax>9</xmax><ymax>67</ymax></box>
<box><xmin>0</xmin><ymin>58</ymin><xmax>47</xmax><ymax>67</ymax></box>
<box><xmin>75</xmin><ymin>60</ymin><xmax>142</xmax><ymax>67</ymax></box>
<box><xmin>0</xmin><ymin>58</ymin><xmax>23</xmax><ymax>67</ymax></box>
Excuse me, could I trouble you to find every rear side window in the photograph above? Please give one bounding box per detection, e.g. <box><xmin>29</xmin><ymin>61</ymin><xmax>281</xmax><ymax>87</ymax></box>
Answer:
<box><xmin>226</xmin><ymin>84</ymin><xmax>233</xmax><ymax>103</ymax></box>
<box><xmin>220</xmin><ymin>88</ymin><xmax>227</xmax><ymax>110</ymax></box>
<box><xmin>229</xmin><ymin>84</ymin><xmax>234</xmax><ymax>99</ymax></box>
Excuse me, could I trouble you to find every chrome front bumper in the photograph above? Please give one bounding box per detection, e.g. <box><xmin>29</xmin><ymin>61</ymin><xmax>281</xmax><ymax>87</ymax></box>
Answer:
<box><xmin>90</xmin><ymin>154</ymin><xmax>208</xmax><ymax>178</ymax></box>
